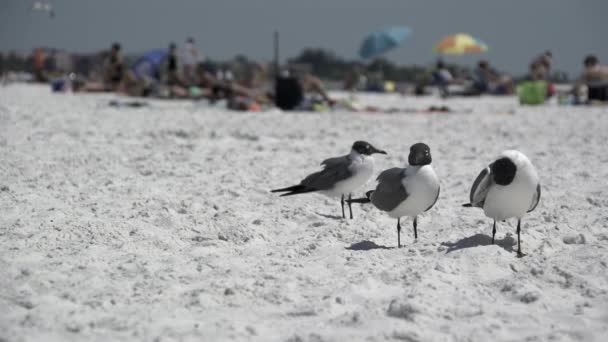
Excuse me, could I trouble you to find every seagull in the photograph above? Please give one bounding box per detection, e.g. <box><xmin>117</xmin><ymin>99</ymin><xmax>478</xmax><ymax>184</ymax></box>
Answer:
<box><xmin>31</xmin><ymin>1</ymin><xmax>55</xmax><ymax>18</ymax></box>
<box><xmin>463</xmin><ymin>150</ymin><xmax>541</xmax><ymax>256</ymax></box>
<box><xmin>348</xmin><ymin>143</ymin><xmax>440</xmax><ymax>247</ymax></box>
<box><xmin>271</xmin><ymin>141</ymin><xmax>387</xmax><ymax>219</ymax></box>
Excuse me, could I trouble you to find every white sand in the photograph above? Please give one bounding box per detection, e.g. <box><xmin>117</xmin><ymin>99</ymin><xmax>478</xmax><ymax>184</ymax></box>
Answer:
<box><xmin>1</xmin><ymin>84</ymin><xmax>608</xmax><ymax>342</ymax></box>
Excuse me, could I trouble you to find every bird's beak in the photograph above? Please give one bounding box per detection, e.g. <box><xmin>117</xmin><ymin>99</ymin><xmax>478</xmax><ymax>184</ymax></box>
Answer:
<box><xmin>371</xmin><ymin>146</ymin><xmax>387</xmax><ymax>155</ymax></box>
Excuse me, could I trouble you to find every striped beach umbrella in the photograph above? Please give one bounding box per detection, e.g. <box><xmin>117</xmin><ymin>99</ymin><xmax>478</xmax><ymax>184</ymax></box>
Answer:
<box><xmin>433</xmin><ymin>33</ymin><xmax>488</xmax><ymax>55</ymax></box>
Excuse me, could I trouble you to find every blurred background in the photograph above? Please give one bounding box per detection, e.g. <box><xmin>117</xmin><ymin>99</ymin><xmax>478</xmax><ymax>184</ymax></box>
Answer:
<box><xmin>1</xmin><ymin>0</ymin><xmax>607</xmax><ymax>81</ymax></box>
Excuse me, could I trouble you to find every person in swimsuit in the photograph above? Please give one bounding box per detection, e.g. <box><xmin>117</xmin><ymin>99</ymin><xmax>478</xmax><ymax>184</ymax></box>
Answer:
<box><xmin>572</xmin><ymin>55</ymin><xmax>608</xmax><ymax>102</ymax></box>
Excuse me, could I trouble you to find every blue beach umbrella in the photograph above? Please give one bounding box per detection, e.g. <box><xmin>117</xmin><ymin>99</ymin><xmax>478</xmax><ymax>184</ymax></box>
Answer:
<box><xmin>131</xmin><ymin>49</ymin><xmax>168</xmax><ymax>80</ymax></box>
<box><xmin>359</xmin><ymin>26</ymin><xmax>412</xmax><ymax>60</ymax></box>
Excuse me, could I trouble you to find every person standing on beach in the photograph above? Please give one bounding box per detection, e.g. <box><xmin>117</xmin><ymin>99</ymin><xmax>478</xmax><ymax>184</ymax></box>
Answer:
<box><xmin>104</xmin><ymin>42</ymin><xmax>124</xmax><ymax>91</ymax></box>
<box><xmin>33</xmin><ymin>48</ymin><xmax>47</xmax><ymax>82</ymax></box>
<box><xmin>181</xmin><ymin>37</ymin><xmax>200</xmax><ymax>86</ymax></box>
<box><xmin>166</xmin><ymin>43</ymin><xmax>182</xmax><ymax>86</ymax></box>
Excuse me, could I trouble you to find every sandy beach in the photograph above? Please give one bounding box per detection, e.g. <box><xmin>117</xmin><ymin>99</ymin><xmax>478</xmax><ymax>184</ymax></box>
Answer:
<box><xmin>1</xmin><ymin>84</ymin><xmax>607</xmax><ymax>341</ymax></box>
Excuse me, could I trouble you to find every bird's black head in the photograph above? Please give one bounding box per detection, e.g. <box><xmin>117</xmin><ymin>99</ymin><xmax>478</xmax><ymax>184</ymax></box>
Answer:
<box><xmin>491</xmin><ymin>157</ymin><xmax>517</xmax><ymax>185</ymax></box>
<box><xmin>408</xmin><ymin>143</ymin><xmax>432</xmax><ymax>166</ymax></box>
<box><xmin>352</xmin><ymin>141</ymin><xmax>387</xmax><ymax>156</ymax></box>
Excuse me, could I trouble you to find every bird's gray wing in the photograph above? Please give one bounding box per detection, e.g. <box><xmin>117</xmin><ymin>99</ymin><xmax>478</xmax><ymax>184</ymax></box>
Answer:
<box><xmin>527</xmin><ymin>183</ymin><xmax>541</xmax><ymax>212</ymax></box>
<box><xmin>470</xmin><ymin>166</ymin><xmax>493</xmax><ymax>207</ymax></box>
<box><xmin>320</xmin><ymin>155</ymin><xmax>351</xmax><ymax>167</ymax></box>
<box><xmin>370</xmin><ymin>167</ymin><xmax>408</xmax><ymax>212</ymax></box>
<box><xmin>300</xmin><ymin>155</ymin><xmax>353</xmax><ymax>190</ymax></box>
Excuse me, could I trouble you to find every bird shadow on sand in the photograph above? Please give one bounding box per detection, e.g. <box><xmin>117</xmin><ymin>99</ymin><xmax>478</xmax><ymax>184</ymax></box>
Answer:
<box><xmin>346</xmin><ymin>240</ymin><xmax>394</xmax><ymax>251</ymax></box>
<box><xmin>441</xmin><ymin>233</ymin><xmax>516</xmax><ymax>254</ymax></box>
<box><xmin>315</xmin><ymin>212</ymin><xmax>344</xmax><ymax>220</ymax></box>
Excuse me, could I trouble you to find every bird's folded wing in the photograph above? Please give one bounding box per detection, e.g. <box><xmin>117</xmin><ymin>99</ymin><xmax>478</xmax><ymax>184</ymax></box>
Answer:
<box><xmin>371</xmin><ymin>167</ymin><xmax>408</xmax><ymax>211</ymax></box>
<box><xmin>470</xmin><ymin>166</ymin><xmax>492</xmax><ymax>207</ymax></box>
<box><xmin>528</xmin><ymin>183</ymin><xmax>541</xmax><ymax>212</ymax></box>
<box><xmin>320</xmin><ymin>155</ymin><xmax>350</xmax><ymax>167</ymax></box>
<box><xmin>425</xmin><ymin>185</ymin><xmax>440</xmax><ymax>212</ymax></box>
<box><xmin>302</xmin><ymin>155</ymin><xmax>353</xmax><ymax>190</ymax></box>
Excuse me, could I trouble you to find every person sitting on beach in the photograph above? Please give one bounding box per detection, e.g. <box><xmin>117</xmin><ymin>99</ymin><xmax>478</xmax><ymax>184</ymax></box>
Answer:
<box><xmin>240</xmin><ymin>63</ymin><xmax>267</xmax><ymax>89</ymax></box>
<box><xmin>529</xmin><ymin>62</ymin><xmax>544</xmax><ymax>81</ymax></box>
<box><xmin>432</xmin><ymin>60</ymin><xmax>454</xmax><ymax>97</ymax></box>
<box><xmin>572</xmin><ymin>55</ymin><xmax>608</xmax><ymax>102</ymax></box>
<box><xmin>343</xmin><ymin>67</ymin><xmax>366</xmax><ymax>91</ymax></box>
<box><xmin>165</xmin><ymin>62</ymin><xmax>269</xmax><ymax>107</ymax></box>
<box><xmin>274</xmin><ymin>68</ymin><xmax>334</xmax><ymax>111</ymax></box>
<box><xmin>529</xmin><ymin>51</ymin><xmax>552</xmax><ymax>81</ymax></box>
<box><xmin>472</xmin><ymin>60</ymin><xmax>514</xmax><ymax>95</ymax></box>
<box><xmin>104</xmin><ymin>42</ymin><xmax>124</xmax><ymax>92</ymax></box>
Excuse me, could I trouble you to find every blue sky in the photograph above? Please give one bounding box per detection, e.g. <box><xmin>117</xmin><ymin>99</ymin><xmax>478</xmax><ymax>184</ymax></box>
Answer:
<box><xmin>1</xmin><ymin>0</ymin><xmax>606</xmax><ymax>76</ymax></box>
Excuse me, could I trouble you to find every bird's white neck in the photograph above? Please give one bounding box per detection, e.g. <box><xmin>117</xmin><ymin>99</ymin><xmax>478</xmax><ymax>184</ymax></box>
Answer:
<box><xmin>407</xmin><ymin>164</ymin><xmax>433</xmax><ymax>174</ymax></box>
<box><xmin>350</xmin><ymin>150</ymin><xmax>375</xmax><ymax>165</ymax></box>
<box><xmin>350</xmin><ymin>149</ymin><xmax>366</xmax><ymax>159</ymax></box>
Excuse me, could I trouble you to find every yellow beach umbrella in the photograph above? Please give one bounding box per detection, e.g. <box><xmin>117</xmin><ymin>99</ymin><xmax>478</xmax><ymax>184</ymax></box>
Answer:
<box><xmin>433</xmin><ymin>33</ymin><xmax>488</xmax><ymax>55</ymax></box>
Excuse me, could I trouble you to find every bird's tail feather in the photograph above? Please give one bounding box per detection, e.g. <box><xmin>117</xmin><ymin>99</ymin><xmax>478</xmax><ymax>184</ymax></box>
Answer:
<box><xmin>279</xmin><ymin>188</ymin><xmax>317</xmax><ymax>197</ymax></box>
<box><xmin>271</xmin><ymin>185</ymin><xmax>317</xmax><ymax>196</ymax></box>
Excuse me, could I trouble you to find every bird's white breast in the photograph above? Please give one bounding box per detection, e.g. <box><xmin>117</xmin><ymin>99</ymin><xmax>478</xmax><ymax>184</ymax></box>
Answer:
<box><xmin>324</xmin><ymin>154</ymin><xmax>374</xmax><ymax>197</ymax></box>
<box><xmin>483</xmin><ymin>151</ymin><xmax>539</xmax><ymax>221</ymax></box>
<box><xmin>388</xmin><ymin>165</ymin><xmax>439</xmax><ymax>218</ymax></box>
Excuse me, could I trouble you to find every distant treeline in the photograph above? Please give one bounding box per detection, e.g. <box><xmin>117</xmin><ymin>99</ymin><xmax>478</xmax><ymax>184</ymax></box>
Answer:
<box><xmin>287</xmin><ymin>48</ymin><xmax>467</xmax><ymax>83</ymax></box>
<box><xmin>286</xmin><ymin>48</ymin><xmax>570</xmax><ymax>83</ymax></box>
<box><xmin>1</xmin><ymin>47</ymin><xmax>570</xmax><ymax>83</ymax></box>
<box><xmin>0</xmin><ymin>48</ymin><xmax>471</xmax><ymax>83</ymax></box>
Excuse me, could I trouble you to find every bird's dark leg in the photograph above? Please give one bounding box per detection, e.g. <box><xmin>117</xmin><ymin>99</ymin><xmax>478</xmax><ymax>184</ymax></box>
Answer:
<box><xmin>397</xmin><ymin>218</ymin><xmax>402</xmax><ymax>248</ymax></box>
<box><xmin>341</xmin><ymin>195</ymin><xmax>345</xmax><ymax>219</ymax></box>
<box><xmin>492</xmin><ymin>220</ymin><xmax>496</xmax><ymax>244</ymax></box>
<box><xmin>348</xmin><ymin>194</ymin><xmax>353</xmax><ymax>219</ymax></box>
<box><xmin>517</xmin><ymin>219</ymin><xmax>522</xmax><ymax>256</ymax></box>
<box><xmin>413</xmin><ymin>217</ymin><xmax>418</xmax><ymax>239</ymax></box>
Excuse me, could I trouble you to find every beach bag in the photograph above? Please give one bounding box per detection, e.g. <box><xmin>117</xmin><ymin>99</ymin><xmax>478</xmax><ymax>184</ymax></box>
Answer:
<box><xmin>517</xmin><ymin>81</ymin><xmax>547</xmax><ymax>105</ymax></box>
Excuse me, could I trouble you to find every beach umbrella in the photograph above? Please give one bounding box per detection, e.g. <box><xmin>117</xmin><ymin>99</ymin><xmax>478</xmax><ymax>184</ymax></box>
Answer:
<box><xmin>359</xmin><ymin>26</ymin><xmax>412</xmax><ymax>60</ymax></box>
<box><xmin>433</xmin><ymin>33</ymin><xmax>488</xmax><ymax>55</ymax></box>
<box><xmin>131</xmin><ymin>49</ymin><xmax>168</xmax><ymax>80</ymax></box>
